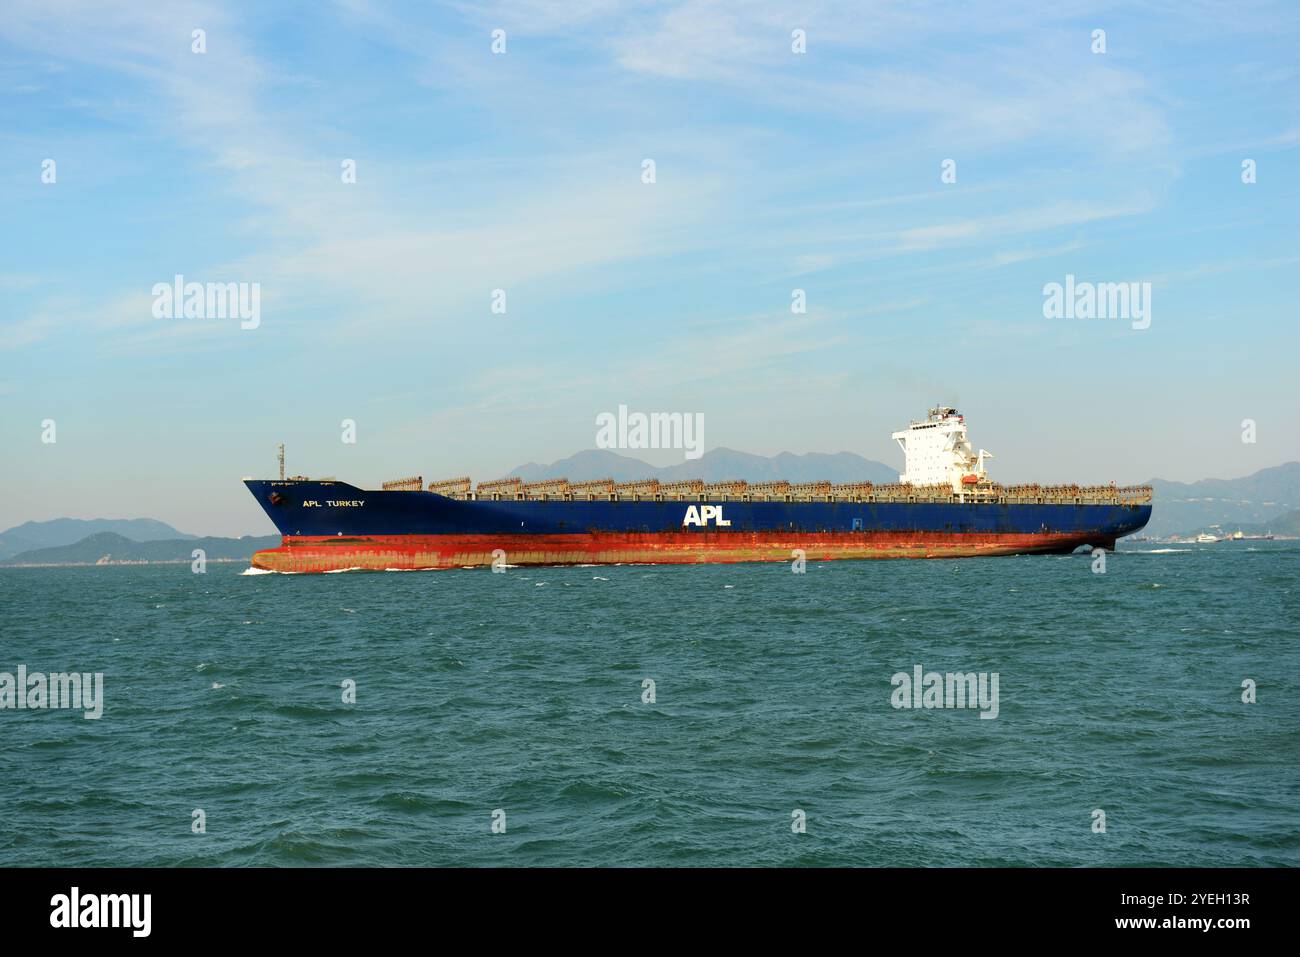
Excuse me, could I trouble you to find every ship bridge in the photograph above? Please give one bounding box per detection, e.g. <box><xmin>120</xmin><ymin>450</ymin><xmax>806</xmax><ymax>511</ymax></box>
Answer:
<box><xmin>891</xmin><ymin>406</ymin><xmax>994</xmax><ymax>492</ymax></box>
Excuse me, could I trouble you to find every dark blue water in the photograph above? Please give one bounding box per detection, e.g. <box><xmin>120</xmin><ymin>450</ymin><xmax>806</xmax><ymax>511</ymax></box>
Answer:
<box><xmin>2</xmin><ymin>543</ymin><xmax>1297</xmax><ymax>866</ymax></box>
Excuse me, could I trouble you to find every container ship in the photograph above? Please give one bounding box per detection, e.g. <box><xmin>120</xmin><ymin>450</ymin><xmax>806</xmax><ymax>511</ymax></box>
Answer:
<box><xmin>244</xmin><ymin>407</ymin><xmax>1152</xmax><ymax>573</ymax></box>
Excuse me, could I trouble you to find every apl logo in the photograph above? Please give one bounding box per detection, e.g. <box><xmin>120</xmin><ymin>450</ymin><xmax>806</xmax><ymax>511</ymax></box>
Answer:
<box><xmin>683</xmin><ymin>505</ymin><xmax>731</xmax><ymax>527</ymax></box>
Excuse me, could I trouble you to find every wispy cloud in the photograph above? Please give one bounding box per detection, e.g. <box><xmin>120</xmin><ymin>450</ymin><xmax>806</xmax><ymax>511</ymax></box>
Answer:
<box><xmin>2</xmin><ymin>0</ymin><xmax>1297</xmax><ymax>532</ymax></box>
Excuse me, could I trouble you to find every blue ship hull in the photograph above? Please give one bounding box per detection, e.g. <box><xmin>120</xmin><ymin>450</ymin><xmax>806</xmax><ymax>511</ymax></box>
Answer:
<box><xmin>244</xmin><ymin>479</ymin><xmax>1152</xmax><ymax>572</ymax></box>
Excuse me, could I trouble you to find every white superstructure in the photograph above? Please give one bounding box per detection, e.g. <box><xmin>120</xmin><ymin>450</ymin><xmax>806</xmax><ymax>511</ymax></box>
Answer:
<box><xmin>891</xmin><ymin>406</ymin><xmax>994</xmax><ymax>492</ymax></box>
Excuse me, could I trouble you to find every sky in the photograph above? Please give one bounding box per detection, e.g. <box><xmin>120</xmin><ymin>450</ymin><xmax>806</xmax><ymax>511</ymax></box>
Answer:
<box><xmin>2</xmin><ymin>0</ymin><xmax>1297</xmax><ymax>536</ymax></box>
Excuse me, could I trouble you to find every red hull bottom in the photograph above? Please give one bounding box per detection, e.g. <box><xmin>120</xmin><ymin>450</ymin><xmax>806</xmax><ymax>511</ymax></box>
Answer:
<box><xmin>250</xmin><ymin>531</ymin><xmax>1112</xmax><ymax>573</ymax></box>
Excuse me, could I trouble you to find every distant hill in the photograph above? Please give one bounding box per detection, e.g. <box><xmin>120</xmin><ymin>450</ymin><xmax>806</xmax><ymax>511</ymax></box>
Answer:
<box><xmin>1</xmin><ymin>532</ymin><xmax>280</xmax><ymax>566</ymax></box>
<box><xmin>0</xmin><ymin>517</ymin><xmax>194</xmax><ymax>561</ymax></box>
<box><xmin>1176</xmin><ymin>508</ymin><xmax>1300</xmax><ymax>540</ymax></box>
<box><xmin>506</xmin><ymin>448</ymin><xmax>898</xmax><ymax>485</ymax></box>
<box><xmin>1142</xmin><ymin>462</ymin><xmax>1300</xmax><ymax>539</ymax></box>
<box><xmin>1257</xmin><ymin>509</ymin><xmax>1300</xmax><ymax>537</ymax></box>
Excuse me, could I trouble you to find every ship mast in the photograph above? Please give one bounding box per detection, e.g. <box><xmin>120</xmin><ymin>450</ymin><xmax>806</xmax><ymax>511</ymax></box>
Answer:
<box><xmin>278</xmin><ymin>443</ymin><xmax>285</xmax><ymax>481</ymax></box>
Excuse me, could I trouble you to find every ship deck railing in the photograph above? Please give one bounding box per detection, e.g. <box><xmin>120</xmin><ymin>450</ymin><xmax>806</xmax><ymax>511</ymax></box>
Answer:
<box><xmin>437</xmin><ymin>484</ymin><xmax>1153</xmax><ymax>506</ymax></box>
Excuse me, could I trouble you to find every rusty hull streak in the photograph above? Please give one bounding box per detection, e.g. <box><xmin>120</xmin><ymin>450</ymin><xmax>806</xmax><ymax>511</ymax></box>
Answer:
<box><xmin>250</xmin><ymin>530</ymin><xmax>1108</xmax><ymax>573</ymax></box>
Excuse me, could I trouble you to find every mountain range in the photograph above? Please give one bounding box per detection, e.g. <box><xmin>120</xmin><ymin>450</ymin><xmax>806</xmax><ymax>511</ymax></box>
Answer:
<box><xmin>1142</xmin><ymin>462</ymin><xmax>1300</xmax><ymax>538</ymax></box>
<box><xmin>0</xmin><ymin>532</ymin><xmax>281</xmax><ymax>566</ymax></box>
<box><xmin>507</xmin><ymin>447</ymin><xmax>899</xmax><ymax>485</ymax></box>
<box><xmin>0</xmin><ymin>517</ymin><xmax>194</xmax><ymax>562</ymax></box>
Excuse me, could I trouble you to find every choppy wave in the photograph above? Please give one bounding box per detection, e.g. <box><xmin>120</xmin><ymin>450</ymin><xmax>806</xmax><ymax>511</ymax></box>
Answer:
<box><xmin>4</xmin><ymin>547</ymin><xmax>1298</xmax><ymax>867</ymax></box>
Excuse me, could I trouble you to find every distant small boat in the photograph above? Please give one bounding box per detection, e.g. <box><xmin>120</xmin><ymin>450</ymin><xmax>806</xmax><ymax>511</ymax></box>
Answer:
<box><xmin>1195</xmin><ymin>532</ymin><xmax>1219</xmax><ymax>543</ymax></box>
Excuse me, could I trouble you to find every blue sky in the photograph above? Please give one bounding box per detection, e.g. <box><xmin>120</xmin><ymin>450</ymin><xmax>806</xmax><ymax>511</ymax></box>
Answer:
<box><xmin>2</xmin><ymin>0</ymin><xmax>1297</xmax><ymax>536</ymax></box>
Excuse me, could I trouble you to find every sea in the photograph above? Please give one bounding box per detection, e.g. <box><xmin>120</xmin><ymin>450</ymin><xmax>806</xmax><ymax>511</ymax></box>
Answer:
<box><xmin>1</xmin><ymin>542</ymin><xmax>1296</xmax><ymax>867</ymax></box>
